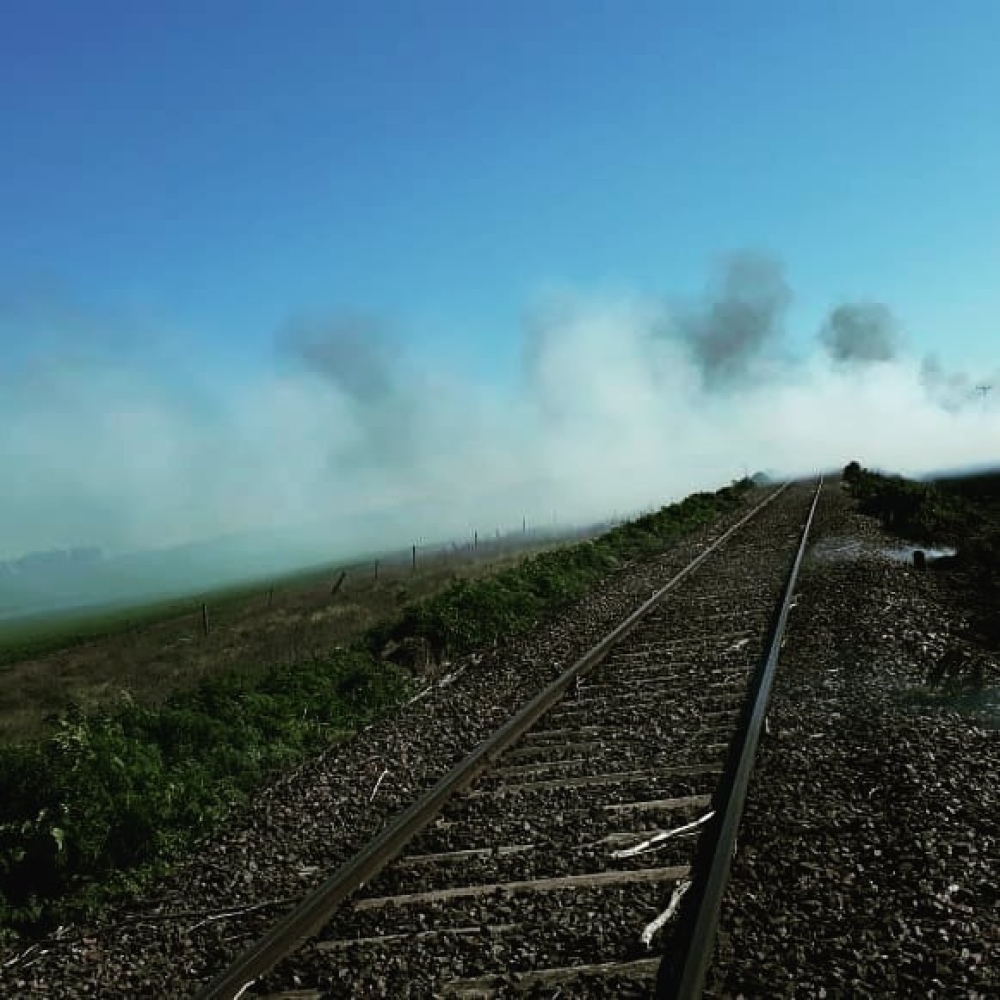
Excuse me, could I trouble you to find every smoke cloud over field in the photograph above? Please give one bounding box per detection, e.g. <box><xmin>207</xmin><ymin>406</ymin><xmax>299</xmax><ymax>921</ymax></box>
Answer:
<box><xmin>279</xmin><ymin>314</ymin><xmax>419</xmax><ymax>470</ymax></box>
<box><xmin>2</xmin><ymin>252</ymin><xmax>998</xmax><ymax>595</ymax></box>
<box><xmin>669</xmin><ymin>251</ymin><xmax>792</xmax><ymax>388</ymax></box>
<box><xmin>821</xmin><ymin>302</ymin><xmax>901</xmax><ymax>365</ymax></box>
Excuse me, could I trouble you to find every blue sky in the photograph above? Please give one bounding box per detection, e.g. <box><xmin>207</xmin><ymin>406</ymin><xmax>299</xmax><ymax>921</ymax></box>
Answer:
<box><xmin>2</xmin><ymin>2</ymin><xmax>1000</xmax><ymax>569</ymax></box>
<box><xmin>3</xmin><ymin>1</ymin><xmax>999</xmax><ymax>378</ymax></box>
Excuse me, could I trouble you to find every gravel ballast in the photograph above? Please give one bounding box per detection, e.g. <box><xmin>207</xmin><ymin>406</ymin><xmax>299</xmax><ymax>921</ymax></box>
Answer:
<box><xmin>704</xmin><ymin>483</ymin><xmax>998</xmax><ymax>998</ymax></box>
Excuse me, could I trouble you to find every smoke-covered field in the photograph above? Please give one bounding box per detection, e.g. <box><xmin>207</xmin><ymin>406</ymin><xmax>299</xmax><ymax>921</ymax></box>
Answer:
<box><xmin>2</xmin><ymin>251</ymin><xmax>997</xmax><ymax>610</ymax></box>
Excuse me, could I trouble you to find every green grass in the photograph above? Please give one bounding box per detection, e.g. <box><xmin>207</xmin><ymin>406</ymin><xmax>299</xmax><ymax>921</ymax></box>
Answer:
<box><xmin>0</xmin><ymin>478</ymin><xmax>754</xmax><ymax>943</ymax></box>
<box><xmin>0</xmin><ymin>600</ymin><xmax>197</xmax><ymax>667</ymax></box>
<box><xmin>0</xmin><ymin>559</ymin><xmax>370</xmax><ymax>667</ymax></box>
<box><xmin>0</xmin><ymin>530</ymin><xmax>607</xmax><ymax>669</ymax></box>
<box><xmin>0</xmin><ymin>539</ymin><xmax>609</xmax><ymax>748</ymax></box>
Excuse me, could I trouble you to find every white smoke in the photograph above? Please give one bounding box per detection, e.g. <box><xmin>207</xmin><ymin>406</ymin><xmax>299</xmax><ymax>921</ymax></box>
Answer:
<box><xmin>2</xmin><ymin>258</ymin><xmax>998</xmax><ymax>573</ymax></box>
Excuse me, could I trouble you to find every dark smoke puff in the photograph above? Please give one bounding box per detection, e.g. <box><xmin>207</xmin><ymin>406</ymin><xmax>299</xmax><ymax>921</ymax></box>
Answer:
<box><xmin>820</xmin><ymin>302</ymin><xmax>900</xmax><ymax>364</ymax></box>
<box><xmin>676</xmin><ymin>252</ymin><xmax>792</xmax><ymax>388</ymax></box>
<box><xmin>919</xmin><ymin>354</ymin><xmax>993</xmax><ymax>411</ymax></box>
<box><xmin>279</xmin><ymin>314</ymin><xmax>417</xmax><ymax>469</ymax></box>
<box><xmin>283</xmin><ymin>315</ymin><xmax>399</xmax><ymax>404</ymax></box>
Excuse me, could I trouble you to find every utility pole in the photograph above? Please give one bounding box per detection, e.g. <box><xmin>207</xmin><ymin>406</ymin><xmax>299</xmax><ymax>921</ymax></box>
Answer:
<box><xmin>975</xmin><ymin>384</ymin><xmax>992</xmax><ymax>407</ymax></box>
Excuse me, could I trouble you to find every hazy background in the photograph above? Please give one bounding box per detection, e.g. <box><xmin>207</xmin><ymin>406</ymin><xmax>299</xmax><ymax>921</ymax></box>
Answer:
<box><xmin>2</xmin><ymin>3</ymin><xmax>998</xmax><ymax>614</ymax></box>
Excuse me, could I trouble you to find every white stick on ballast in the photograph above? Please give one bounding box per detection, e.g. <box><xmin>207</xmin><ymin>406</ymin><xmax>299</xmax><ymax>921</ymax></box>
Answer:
<box><xmin>369</xmin><ymin>768</ymin><xmax>390</xmax><ymax>802</ymax></box>
<box><xmin>640</xmin><ymin>879</ymin><xmax>692</xmax><ymax>948</ymax></box>
<box><xmin>611</xmin><ymin>811</ymin><xmax>715</xmax><ymax>859</ymax></box>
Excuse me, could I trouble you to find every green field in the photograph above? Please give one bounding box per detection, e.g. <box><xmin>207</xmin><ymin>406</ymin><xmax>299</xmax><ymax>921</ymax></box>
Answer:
<box><xmin>0</xmin><ymin>548</ymin><xmax>392</xmax><ymax>666</ymax></box>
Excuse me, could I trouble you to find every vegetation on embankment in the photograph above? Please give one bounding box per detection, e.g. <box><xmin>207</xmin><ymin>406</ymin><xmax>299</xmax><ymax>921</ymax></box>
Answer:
<box><xmin>0</xmin><ymin>478</ymin><xmax>755</xmax><ymax>943</ymax></box>
<box><xmin>935</xmin><ymin>468</ymin><xmax>1000</xmax><ymax>590</ymax></box>
<box><xmin>841</xmin><ymin>461</ymin><xmax>973</xmax><ymax>545</ymax></box>
<box><xmin>366</xmin><ymin>480</ymin><xmax>755</xmax><ymax>658</ymax></box>
<box><xmin>843</xmin><ymin>460</ymin><xmax>1000</xmax><ymax>657</ymax></box>
<box><xmin>842</xmin><ymin>460</ymin><xmax>1000</xmax><ymax>581</ymax></box>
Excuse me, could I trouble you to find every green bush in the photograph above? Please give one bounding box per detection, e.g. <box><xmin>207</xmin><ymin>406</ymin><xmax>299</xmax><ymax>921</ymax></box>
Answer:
<box><xmin>846</xmin><ymin>464</ymin><xmax>1000</xmax><ymax>603</ymax></box>
<box><xmin>0</xmin><ymin>652</ymin><xmax>408</xmax><ymax>937</ymax></box>
<box><xmin>842</xmin><ymin>460</ymin><xmax>862</xmax><ymax>484</ymax></box>
<box><xmin>845</xmin><ymin>467</ymin><xmax>970</xmax><ymax>543</ymax></box>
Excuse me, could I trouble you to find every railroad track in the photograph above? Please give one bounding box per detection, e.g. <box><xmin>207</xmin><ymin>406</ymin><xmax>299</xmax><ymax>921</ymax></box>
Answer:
<box><xmin>199</xmin><ymin>479</ymin><xmax>822</xmax><ymax>999</ymax></box>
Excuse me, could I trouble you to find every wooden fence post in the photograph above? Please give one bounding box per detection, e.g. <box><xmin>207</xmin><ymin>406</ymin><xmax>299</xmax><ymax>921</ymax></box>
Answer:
<box><xmin>330</xmin><ymin>570</ymin><xmax>347</xmax><ymax>598</ymax></box>
<box><xmin>201</xmin><ymin>602</ymin><xmax>210</xmax><ymax>636</ymax></box>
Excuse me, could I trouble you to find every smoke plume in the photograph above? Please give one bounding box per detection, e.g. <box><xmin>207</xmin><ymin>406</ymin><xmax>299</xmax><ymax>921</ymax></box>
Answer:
<box><xmin>278</xmin><ymin>315</ymin><xmax>419</xmax><ymax>471</ymax></box>
<box><xmin>820</xmin><ymin>302</ymin><xmax>901</xmax><ymax>364</ymax></box>
<box><xmin>669</xmin><ymin>251</ymin><xmax>792</xmax><ymax>388</ymax></box>
<box><xmin>2</xmin><ymin>252</ymin><xmax>998</xmax><ymax>614</ymax></box>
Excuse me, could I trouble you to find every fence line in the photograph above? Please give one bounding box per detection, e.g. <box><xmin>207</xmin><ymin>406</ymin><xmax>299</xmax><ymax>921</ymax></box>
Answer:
<box><xmin>133</xmin><ymin>503</ymin><xmax>674</xmax><ymax>642</ymax></box>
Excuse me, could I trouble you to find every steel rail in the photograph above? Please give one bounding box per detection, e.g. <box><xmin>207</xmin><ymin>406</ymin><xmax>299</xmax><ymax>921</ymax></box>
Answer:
<box><xmin>195</xmin><ymin>484</ymin><xmax>791</xmax><ymax>1000</ymax></box>
<box><xmin>657</xmin><ymin>476</ymin><xmax>823</xmax><ymax>999</ymax></box>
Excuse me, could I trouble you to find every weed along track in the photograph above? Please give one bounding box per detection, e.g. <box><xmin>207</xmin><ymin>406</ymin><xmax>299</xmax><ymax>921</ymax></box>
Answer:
<box><xmin>196</xmin><ymin>480</ymin><xmax>821</xmax><ymax>999</ymax></box>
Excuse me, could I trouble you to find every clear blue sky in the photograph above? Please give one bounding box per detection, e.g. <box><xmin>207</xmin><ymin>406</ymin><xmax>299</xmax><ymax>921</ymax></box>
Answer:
<box><xmin>2</xmin><ymin>0</ymin><xmax>999</xmax><ymax>381</ymax></box>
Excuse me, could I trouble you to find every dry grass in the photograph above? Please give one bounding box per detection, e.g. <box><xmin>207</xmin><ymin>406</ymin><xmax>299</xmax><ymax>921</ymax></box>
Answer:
<box><xmin>0</xmin><ymin>537</ymin><xmax>576</xmax><ymax>744</ymax></box>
